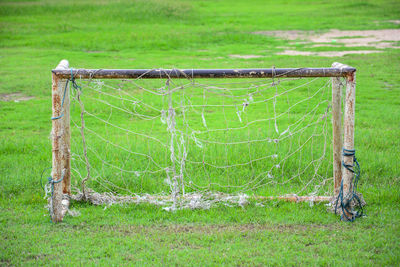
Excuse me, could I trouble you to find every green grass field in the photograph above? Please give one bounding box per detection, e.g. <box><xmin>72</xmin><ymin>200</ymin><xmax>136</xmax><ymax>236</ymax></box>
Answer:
<box><xmin>1</xmin><ymin>0</ymin><xmax>400</xmax><ymax>265</ymax></box>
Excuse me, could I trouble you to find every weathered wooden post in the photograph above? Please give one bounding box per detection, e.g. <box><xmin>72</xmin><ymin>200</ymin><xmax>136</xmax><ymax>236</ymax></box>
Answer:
<box><xmin>51</xmin><ymin>59</ymin><xmax>71</xmax><ymax>222</ymax></box>
<box><xmin>342</xmin><ymin>65</ymin><xmax>356</xmax><ymax>219</ymax></box>
<box><xmin>332</xmin><ymin>62</ymin><xmax>356</xmax><ymax>220</ymax></box>
<box><xmin>331</xmin><ymin>62</ymin><xmax>343</xmax><ymax>196</ymax></box>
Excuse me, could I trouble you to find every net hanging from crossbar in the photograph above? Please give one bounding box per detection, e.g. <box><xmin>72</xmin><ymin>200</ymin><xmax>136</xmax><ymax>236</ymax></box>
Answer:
<box><xmin>68</xmin><ymin>71</ymin><xmax>336</xmax><ymax>210</ymax></box>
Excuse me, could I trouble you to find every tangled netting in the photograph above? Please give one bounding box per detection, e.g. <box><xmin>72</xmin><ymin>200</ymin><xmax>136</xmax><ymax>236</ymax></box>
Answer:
<box><xmin>65</xmin><ymin>69</ymin><xmax>338</xmax><ymax>211</ymax></box>
<box><xmin>71</xmin><ymin>188</ymin><xmax>250</xmax><ymax>211</ymax></box>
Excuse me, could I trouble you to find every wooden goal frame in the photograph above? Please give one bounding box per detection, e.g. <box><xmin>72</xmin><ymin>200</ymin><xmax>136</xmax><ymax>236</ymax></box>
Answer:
<box><xmin>50</xmin><ymin>60</ymin><xmax>356</xmax><ymax>222</ymax></box>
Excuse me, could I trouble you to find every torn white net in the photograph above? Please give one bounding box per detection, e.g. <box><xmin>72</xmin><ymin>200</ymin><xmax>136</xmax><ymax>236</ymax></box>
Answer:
<box><xmin>69</xmin><ymin>72</ymin><xmax>335</xmax><ymax>210</ymax></box>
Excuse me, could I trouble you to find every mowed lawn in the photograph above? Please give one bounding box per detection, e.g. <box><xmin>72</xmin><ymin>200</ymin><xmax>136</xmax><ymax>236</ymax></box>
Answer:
<box><xmin>0</xmin><ymin>0</ymin><xmax>399</xmax><ymax>265</ymax></box>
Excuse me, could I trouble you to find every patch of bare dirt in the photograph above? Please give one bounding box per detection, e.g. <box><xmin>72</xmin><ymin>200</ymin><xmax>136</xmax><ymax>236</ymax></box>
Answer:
<box><xmin>277</xmin><ymin>50</ymin><xmax>383</xmax><ymax>57</ymax></box>
<box><xmin>311</xmin><ymin>44</ymin><xmax>339</xmax><ymax>48</ymax></box>
<box><xmin>230</xmin><ymin>54</ymin><xmax>263</xmax><ymax>59</ymax></box>
<box><xmin>375</xmin><ymin>20</ymin><xmax>400</xmax><ymax>25</ymax></box>
<box><xmin>253</xmin><ymin>29</ymin><xmax>400</xmax><ymax>49</ymax></box>
<box><xmin>253</xmin><ymin>29</ymin><xmax>400</xmax><ymax>57</ymax></box>
<box><xmin>0</xmin><ymin>93</ymin><xmax>34</xmax><ymax>102</ymax></box>
<box><xmin>311</xmin><ymin>29</ymin><xmax>400</xmax><ymax>48</ymax></box>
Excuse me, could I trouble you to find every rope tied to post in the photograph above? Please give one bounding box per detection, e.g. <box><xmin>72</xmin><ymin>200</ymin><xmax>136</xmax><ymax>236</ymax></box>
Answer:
<box><xmin>42</xmin><ymin>167</ymin><xmax>65</xmax><ymax>220</ymax></box>
<box><xmin>51</xmin><ymin>68</ymin><xmax>82</xmax><ymax>120</ymax></box>
<box><xmin>335</xmin><ymin>148</ymin><xmax>364</xmax><ymax>222</ymax></box>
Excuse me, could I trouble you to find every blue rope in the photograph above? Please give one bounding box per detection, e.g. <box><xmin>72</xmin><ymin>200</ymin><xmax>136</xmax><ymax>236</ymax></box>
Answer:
<box><xmin>51</xmin><ymin>68</ymin><xmax>82</xmax><ymax>120</ymax></box>
<box><xmin>41</xmin><ymin>167</ymin><xmax>65</xmax><ymax>221</ymax></box>
<box><xmin>48</xmin><ymin>173</ymin><xmax>64</xmax><ymax>192</ymax></box>
<box><xmin>335</xmin><ymin>148</ymin><xmax>364</xmax><ymax>222</ymax></box>
<box><xmin>40</xmin><ymin>167</ymin><xmax>52</xmax><ymax>190</ymax></box>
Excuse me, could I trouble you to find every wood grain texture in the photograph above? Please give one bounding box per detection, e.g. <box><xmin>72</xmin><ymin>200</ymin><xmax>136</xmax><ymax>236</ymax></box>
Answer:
<box><xmin>342</xmin><ymin>70</ymin><xmax>356</xmax><ymax>220</ymax></box>
<box><xmin>51</xmin><ymin>59</ymin><xmax>70</xmax><ymax>222</ymax></box>
<box><xmin>331</xmin><ymin>62</ymin><xmax>344</xmax><ymax>196</ymax></box>
<box><xmin>52</xmin><ymin>67</ymin><xmax>356</xmax><ymax>79</ymax></box>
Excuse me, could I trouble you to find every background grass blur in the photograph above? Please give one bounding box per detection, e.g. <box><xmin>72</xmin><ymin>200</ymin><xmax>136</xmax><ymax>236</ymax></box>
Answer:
<box><xmin>0</xmin><ymin>0</ymin><xmax>399</xmax><ymax>265</ymax></box>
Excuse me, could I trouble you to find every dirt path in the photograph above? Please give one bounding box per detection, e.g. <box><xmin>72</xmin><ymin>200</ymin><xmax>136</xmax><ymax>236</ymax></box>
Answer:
<box><xmin>0</xmin><ymin>93</ymin><xmax>34</xmax><ymax>102</ymax></box>
<box><xmin>251</xmin><ymin>29</ymin><xmax>400</xmax><ymax>57</ymax></box>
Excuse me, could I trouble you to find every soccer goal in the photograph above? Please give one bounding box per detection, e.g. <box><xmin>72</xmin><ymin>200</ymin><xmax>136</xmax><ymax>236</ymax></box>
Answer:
<box><xmin>48</xmin><ymin>60</ymin><xmax>362</xmax><ymax>222</ymax></box>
